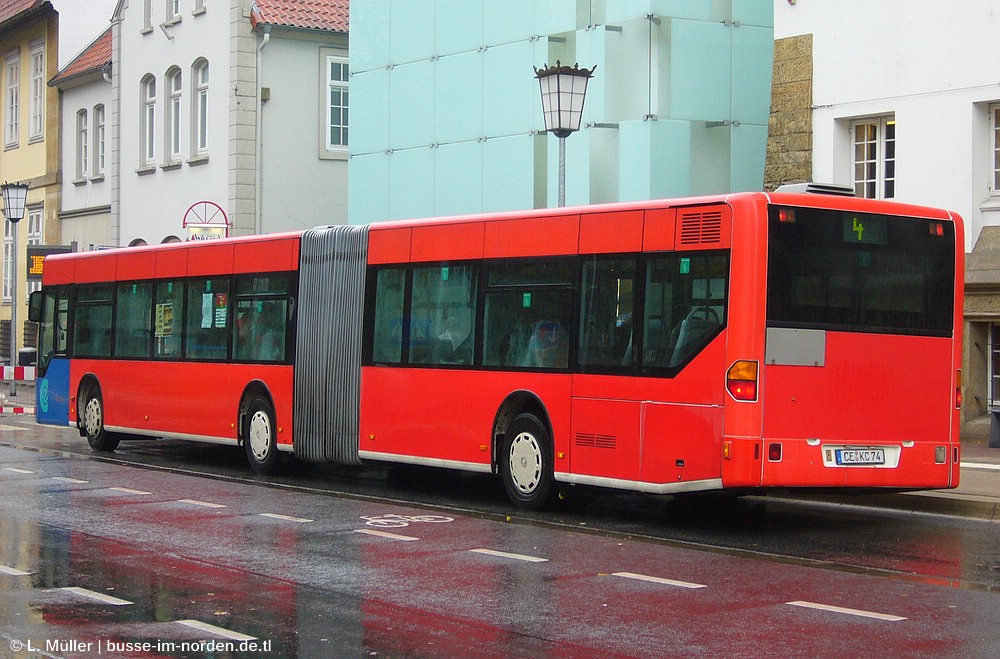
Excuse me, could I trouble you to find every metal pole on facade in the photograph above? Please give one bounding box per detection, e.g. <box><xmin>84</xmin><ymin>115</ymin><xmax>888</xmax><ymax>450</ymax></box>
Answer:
<box><xmin>558</xmin><ymin>137</ymin><xmax>567</xmax><ymax>207</ymax></box>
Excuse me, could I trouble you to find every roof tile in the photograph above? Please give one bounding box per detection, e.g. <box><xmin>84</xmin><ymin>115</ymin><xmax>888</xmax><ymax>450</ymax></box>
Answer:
<box><xmin>51</xmin><ymin>26</ymin><xmax>112</xmax><ymax>84</ymax></box>
<box><xmin>251</xmin><ymin>0</ymin><xmax>349</xmax><ymax>33</ymax></box>
<box><xmin>0</xmin><ymin>0</ymin><xmax>45</xmax><ymax>25</ymax></box>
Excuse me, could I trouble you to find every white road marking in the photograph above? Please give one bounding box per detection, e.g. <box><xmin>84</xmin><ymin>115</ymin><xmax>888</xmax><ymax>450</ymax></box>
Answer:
<box><xmin>51</xmin><ymin>477</ymin><xmax>89</xmax><ymax>483</ymax></box>
<box><xmin>962</xmin><ymin>462</ymin><xmax>1000</xmax><ymax>471</ymax></box>
<box><xmin>0</xmin><ymin>565</ymin><xmax>31</xmax><ymax>576</ymax></box>
<box><xmin>354</xmin><ymin>528</ymin><xmax>420</xmax><ymax>542</ymax></box>
<box><xmin>612</xmin><ymin>571</ymin><xmax>707</xmax><ymax>589</ymax></box>
<box><xmin>109</xmin><ymin>487</ymin><xmax>152</xmax><ymax>495</ymax></box>
<box><xmin>259</xmin><ymin>513</ymin><xmax>313</xmax><ymax>523</ymax></box>
<box><xmin>60</xmin><ymin>587</ymin><xmax>132</xmax><ymax>606</ymax></box>
<box><xmin>786</xmin><ymin>600</ymin><xmax>906</xmax><ymax>621</ymax></box>
<box><xmin>469</xmin><ymin>548</ymin><xmax>548</xmax><ymax>563</ymax></box>
<box><xmin>176</xmin><ymin>499</ymin><xmax>226</xmax><ymax>509</ymax></box>
<box><xmin>176</xmin><ymin>619</ymin><xmax>257</xmax><ymax>641</ymax></box>
<box><xmin>2</xmin><ymin>467</ymin><xmax>34</xmax><ymax>474</ymax></box>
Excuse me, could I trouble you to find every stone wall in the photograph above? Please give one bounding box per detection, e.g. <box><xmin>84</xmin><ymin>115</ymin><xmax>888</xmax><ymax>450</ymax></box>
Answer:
<box><xmin>765</xmin><ymin>34</ymin><xmax>813</xmax><ymax>191</ymax></box>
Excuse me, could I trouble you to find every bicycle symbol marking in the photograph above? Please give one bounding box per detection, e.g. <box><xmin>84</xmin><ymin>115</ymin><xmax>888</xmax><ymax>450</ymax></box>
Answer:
<box><xmin>360</xmin><ymin>514</ymin><xmax>455</xmax><ymax>528</ymax></box>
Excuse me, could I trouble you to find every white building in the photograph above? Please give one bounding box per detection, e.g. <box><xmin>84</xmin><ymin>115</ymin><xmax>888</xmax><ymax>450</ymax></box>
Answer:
<box><xmin>106</xmin><ymin>0</ymin><xmax>348</xmax><ymax>246</ymax></box>
<box><xmin>775</xmin><ymin>0</ymin><xmax>1000</xmax><ymax>249</ymax></box>
<box><xmin>50</xmin><ymin>27</ymin><xmax>115</xmax><ymax>250</ymax></box>
<box><xmin>774</xmin><ymin>0</ymin><xmax>1000</xmax><ymax>431</ymax></box>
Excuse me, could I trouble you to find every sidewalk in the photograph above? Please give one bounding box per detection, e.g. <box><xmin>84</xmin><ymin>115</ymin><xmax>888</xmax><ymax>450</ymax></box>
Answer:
<box><xmin>775</xmin><ymin>422</ymin><xmax>1000</xmax><ymax>521</ymax></box>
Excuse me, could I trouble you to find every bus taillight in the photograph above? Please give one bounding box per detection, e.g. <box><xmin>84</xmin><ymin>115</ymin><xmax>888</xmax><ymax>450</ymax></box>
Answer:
<box><xmin>727</xmin><ymin>360</ymin><xmax>758</xmax><ymax>402</ymax></box>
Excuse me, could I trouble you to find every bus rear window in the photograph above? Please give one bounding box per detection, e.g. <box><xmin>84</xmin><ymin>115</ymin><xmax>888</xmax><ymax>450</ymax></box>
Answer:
<box><xmin>766</xmin><ymin>206</ymin><xmax>955</xmax><ymax>336</ymax></box>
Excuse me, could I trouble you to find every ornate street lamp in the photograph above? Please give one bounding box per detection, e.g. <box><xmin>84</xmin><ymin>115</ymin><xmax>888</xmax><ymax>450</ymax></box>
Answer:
<box><xmin>534</xmin><ymin>61</ymin><xmax>596</xmax><ymax>207</ymax></box>
<box><xmin>2</xmin><ymin>180</ymin><xmax>29</xmax><ymax>395</ymax></box>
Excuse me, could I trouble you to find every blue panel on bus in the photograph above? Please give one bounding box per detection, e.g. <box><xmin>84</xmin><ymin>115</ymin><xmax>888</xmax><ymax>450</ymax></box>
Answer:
<box><xmin>36</xmin><ymin>357</ymin><xmax>70</xmax><ymax>426</ymax></box>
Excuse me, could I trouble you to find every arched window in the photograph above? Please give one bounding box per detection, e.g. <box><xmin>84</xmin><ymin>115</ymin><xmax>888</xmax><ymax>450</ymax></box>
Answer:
<box><xmin>140</xmin><ymin>74</ymin><xmax>156</xmax><ymax>166</ymax></box>
<box><xmin>166</xmin><ymin>66</ymin><xmax>182</xmax><ymax>162</ymax></box>
<box><xmin>192</xmin><ymin>59</ymin><xmax>209</xmax><ymax>156</ymax></box>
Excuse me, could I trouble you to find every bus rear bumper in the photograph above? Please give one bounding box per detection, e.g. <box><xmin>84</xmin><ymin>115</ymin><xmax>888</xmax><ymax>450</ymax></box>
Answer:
<box><xmin>723</xmin><ymin>437</ymin><xmax>960</xmax><ymax>490</ymax></box>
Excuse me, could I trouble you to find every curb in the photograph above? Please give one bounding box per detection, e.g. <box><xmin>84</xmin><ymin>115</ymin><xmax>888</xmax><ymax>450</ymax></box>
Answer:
<box><xmin>768</xmin><ymin>490</ymin><xmax>999</xmax><ymax>522</ymax></box>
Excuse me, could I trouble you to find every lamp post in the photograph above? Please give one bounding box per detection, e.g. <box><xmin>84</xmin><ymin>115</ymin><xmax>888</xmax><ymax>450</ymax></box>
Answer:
<box><xmin>534</xmin><ymin>60</ymin><xmax>595</xmax><ymax>207</ymax></box>
<box><xmin>1</xmin><ymin>181</ymin><xmax>29</xmax><ymax>396</ymax></box>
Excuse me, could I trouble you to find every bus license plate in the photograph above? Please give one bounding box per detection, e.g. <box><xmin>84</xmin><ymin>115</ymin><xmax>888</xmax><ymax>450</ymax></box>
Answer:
<box><xmin>835</xmin><ymin>448</ymin><xmax>886</xmax><ymax>466</ymax></box>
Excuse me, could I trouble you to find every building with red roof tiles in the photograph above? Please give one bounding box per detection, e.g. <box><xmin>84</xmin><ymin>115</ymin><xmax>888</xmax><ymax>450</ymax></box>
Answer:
<box><xmin>50</xmin><ymin>27</ymin><xmax>112</xmax><ymax>86</ymax></box>
<box><xmin>48</xmin><ymin>25</ymin><xmax>114</xmax><ymax>249</ymax></box>
<box><xmin>251</xmin><ymin>0</ymin><xmax>349</xmax><ymax>33</ymax></box>
<box><xmin>97</xmin><ymin>0</ymin><xmax>350</xmax><ymax>246</ymax></box>
<box><xmin>0</xmin><ymin>0</ymin><xmax>47</xmax><ymax>25</ymax></box>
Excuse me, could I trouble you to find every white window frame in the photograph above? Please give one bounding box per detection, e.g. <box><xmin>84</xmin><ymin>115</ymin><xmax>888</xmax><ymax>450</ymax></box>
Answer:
<box><xmin>851</xmin><ymin>116</ymin><xmax>895</xmax><ymax>200</ymax></box>
<box><xmin>94</xmin><ymin>104</ymin><xmax>106</xmax><ymax>177</ymax></box>
<box><xmin>323</xmin><ymin>53</ymin><xmax>349</xmax><ymax>154</ymax></box>
<box><xmin>991</xmin><ymin>103</ymin><xmax>1000</xmax><ymax>197</ymax></box>
<box><xmin>4</xmin><ymin>52</ymin><xmax>19</xmax><ymax>147</ymax></box>
<box><xmin>166</xmin><ymin>67</ymin><xmax>182</xmax><ymax>162</ymax></box>
<box><xmin>76</xmin><ymin>109</ymin><xmax>89</xmax><ymax>180</ymax></box>
<box><xmin>167</xmin><ymin>0</ymin><xmax>180</xmax><ymax>21</ymax></box>
<box><xmin>142</xmin><ymin>0</ymin><xmax>152</xmax><ymax>32</ymax></box>
<box><xmin>26</xmin><ymin>207</ymin><xmax>41</xmax><ymax>297</ymax></box>
<box><xmin>194</xmin><ymin>0</ymin><xmax>206</xmax><ymax>13</ymax></box>
<box><xmin>28</xmin><ymin>43</ymin><xmax>44</xmax><ymax>141</ymax></box>
<box><xmin>192</xmin><ymin>60</ymin><xmax>209</xmax><ymax>156</ymax></box>
<box><xmin>141</xmin><ymin>75</ymin><xmax>156</xmax><ymax>167</ymax></box>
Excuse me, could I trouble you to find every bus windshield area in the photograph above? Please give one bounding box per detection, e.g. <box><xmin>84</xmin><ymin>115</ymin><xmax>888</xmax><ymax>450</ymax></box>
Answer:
<box><xmin>766</xmin><ymin>205</ymin><xmax>955</xmax><ymax>336</ymax></box>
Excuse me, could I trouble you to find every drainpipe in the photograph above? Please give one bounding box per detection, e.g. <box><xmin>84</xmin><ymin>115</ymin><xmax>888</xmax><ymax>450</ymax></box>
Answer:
<box><xmin>256</xmin><ymin>25</ymin><xmax>270</xmax><ymax>235</ymax></box>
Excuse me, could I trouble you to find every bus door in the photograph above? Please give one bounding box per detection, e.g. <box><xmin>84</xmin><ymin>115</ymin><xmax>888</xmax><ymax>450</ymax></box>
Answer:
<box><xmin>29</xmin><ymin>288</ymin><xmax>71</xmax><ymax>426</ymax></box>
<box><xmin>571</xmin><ymin>247</ymin><xmax>729</xmax><ymax>487</ymax></box>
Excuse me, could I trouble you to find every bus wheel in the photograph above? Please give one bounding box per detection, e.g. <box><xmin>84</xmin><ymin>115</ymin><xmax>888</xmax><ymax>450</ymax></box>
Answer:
<box><xmin>81</xmin><ymin>385</ymin><xmax>120</xmax><ymax>452</ymax></box>
<box><xmin>501</xmin><ymin>413</ymin><xmax>555</xmax><ymax>510</ymax></box>
<box><xmin>244</xmin><ymin>396</ymin><xmax>278</xmax><ymax>475</ymax></box>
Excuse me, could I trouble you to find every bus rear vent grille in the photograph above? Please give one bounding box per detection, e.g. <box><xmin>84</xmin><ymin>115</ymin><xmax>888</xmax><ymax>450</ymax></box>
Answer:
<box><xmin>679</xmin><ymin>211</ymin><xmax>723</xmax><ymax>245</ymax></box>
<box><xmin>575</xmin><ymin>433</ymin><xmax>617</xmax><ymax>449</ymax></box>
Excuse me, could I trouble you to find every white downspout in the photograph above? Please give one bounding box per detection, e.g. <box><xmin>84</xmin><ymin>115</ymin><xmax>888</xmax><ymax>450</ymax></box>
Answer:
<box><xmin>256</xmin><ymin>25</ymin><xmax>270</xmax><ymax>235</ymax></box>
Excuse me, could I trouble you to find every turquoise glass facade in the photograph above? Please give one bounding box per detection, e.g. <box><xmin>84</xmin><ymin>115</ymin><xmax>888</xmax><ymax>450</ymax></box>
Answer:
<box><xmin>349</xmin><ymin>0</ymin><xmax>773</xmax><ymax>223</ymax></box>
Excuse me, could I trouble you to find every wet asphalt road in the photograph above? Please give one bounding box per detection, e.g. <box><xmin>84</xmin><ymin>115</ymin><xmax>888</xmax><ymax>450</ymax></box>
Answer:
<box><xmin>1</xmin><ymin>418</ymin><xmax>999</xmax><ymax>657</ymax></box>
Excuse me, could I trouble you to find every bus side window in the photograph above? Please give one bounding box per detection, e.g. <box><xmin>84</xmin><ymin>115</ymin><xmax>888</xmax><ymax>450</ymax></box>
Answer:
<box><xmin>371</xmin><ymin>269</ymin><xmax>405</xmax><ymax>364</ymax></box>
<box><xmin>578</xmin><ymin>257</ymin><xmax>636</xmax><ymax>370</ymax></box>
<box><xmin>154</xmin><ymin>280</ymin><xmax>184</xmax><ymax>359</ymax></box>
<box><xmin>115</xmin><ymin>282</ymin><xmax>153</xmax><ymax>359</ymax></box>
<box><xmin>643</xmin><ymin>254</ymin><xmax>729</xmax><ymax>370</ymax></box>
<box><xmin>409</xmin><ymin>265</ymin><xmax>476</xmax><ymax>367</ymax></box>
<box><xmin>72</xmin><ymin>284</ymin><xmax>114</xmax><ymax>358</ymax></box>
<box><xmin>185</xmin><ymin>278</ymin><xmax>230</xmax><ymax>360</ymax></box>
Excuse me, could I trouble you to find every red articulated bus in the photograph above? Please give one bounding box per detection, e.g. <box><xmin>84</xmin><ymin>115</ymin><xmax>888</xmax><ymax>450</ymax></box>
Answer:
<box><xmin>30</xmin><ymin>190</ymin><xmax>964</xmax><ymax>509</ymax></box>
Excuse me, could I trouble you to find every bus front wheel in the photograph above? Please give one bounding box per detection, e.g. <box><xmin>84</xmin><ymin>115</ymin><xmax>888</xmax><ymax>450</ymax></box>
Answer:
<box><xmin>244</xmin><ymin>396</ymin><xmax>278</xmax><ymax>475</ymax></box>
<box><xmin>81</xmin><ymin>385</ymin><xmax>120</xmax><ymax>452</ymax></box>
<box><xmin>501</xmin><ymin>413</ymin><xmax>555</xmax><ymax>510</ymax></box>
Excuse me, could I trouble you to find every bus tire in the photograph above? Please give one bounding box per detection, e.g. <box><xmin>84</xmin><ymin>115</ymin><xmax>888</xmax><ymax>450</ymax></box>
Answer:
<box><xmin>80</xmin><ymin>385</ymin><xmax>120</xmax><ymax>452</ymax></box>
<box><xmin>501</xmin><ymin>413</ymin><xmax>555</xmax><ymax>510</ymax></box>
<box><xmin>244</xmin><ymin>396</ymin><xmax>278</xmax><ymax>475</ymax></box>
